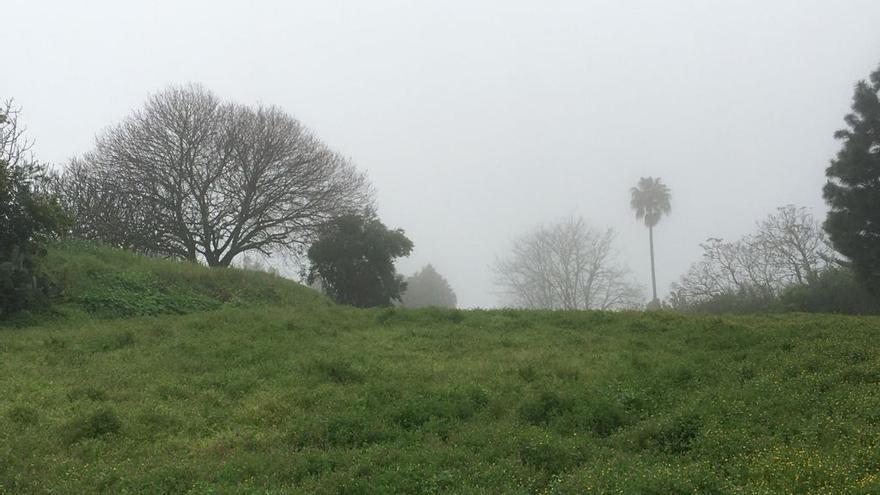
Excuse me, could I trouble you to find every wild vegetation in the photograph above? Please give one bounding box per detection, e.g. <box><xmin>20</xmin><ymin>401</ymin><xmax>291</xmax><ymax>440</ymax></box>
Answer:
<box><xmin>824</xmin><ymin>64</ymin><xmax>880</xmax><ymax>297</ymax></box>
<box><xmin>0</xmin><ymin>100</ymin><xmax>68</xmax><ymax>316</ymax></box>
<box><xmin>401</xmin><ymin>264</ymin><xmax>458</xmax><ymax>309</ymax></box>
<box><xmin>3</xmin><ymin>40</ymin><xmax>880</xmax><ymax>495</ymax></box>
<box><xmin>3</xmin><ymin>243</ymin><xmax>880</xmax><ymax>494</ymax></box>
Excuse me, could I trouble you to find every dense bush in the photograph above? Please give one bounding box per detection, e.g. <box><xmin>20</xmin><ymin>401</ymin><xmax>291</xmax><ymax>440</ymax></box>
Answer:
<box><xmin>0</xmin><ymin>103</ymin><xmax>68</xmax><ymax>316</ymax></box>
<box><xmin>669</xmin><ymin>289</ymin><xmax>781</xmax><ymax>314</ymax></box>
<box><xmin>307</xmin><ymin>213</ymin><xmax>413</xmax><ymax>307</ymax></box>
<box><xmin>673</xmin><ymin>267</ymin><xmax>880</xmax><ymax>315</ymax></box>
<box><xmin>781</xmin><ymin>266</ymin><xmax>880</xmax><ymax>314</ymax></box>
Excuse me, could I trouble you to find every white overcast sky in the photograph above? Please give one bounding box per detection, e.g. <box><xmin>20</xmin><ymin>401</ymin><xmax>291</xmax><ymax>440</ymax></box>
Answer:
<box><xmin>4</xmin><ymin>0</ymin><xmax>880</xmax><ymax>307</ymax></box>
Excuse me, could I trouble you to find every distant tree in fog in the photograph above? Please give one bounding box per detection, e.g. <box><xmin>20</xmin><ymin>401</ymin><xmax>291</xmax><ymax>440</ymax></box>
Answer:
<box><xmin>492</xmin><ymin>217</ymin><xmax>643</xmax><ymax>310</ymax></box>
<box><xmin>239</xmin><ymin>253</ymin><xmax>280</xmax><ymax>276</ymax></box>
<box><xmin>824</xmin><ymin>64</ymin><xmax>880</xmax><ymax>297</ymax></box>
<box><xmin>630</xmin><ymin>177</ymin><xmax>671</xmax><ymax>305</ymax></box>
<box><xmin>56</xmin><ymin>84</ymin><xmax>372</xmax><ymax>267</ymax></box>
<box><xmin>401</xmin><ymin>264</ymin><xmax>457</xmax><ymax>308</ymax></box>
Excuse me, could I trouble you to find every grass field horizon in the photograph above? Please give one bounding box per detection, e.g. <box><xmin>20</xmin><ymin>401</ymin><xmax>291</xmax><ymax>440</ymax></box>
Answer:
<box><xmin>2</xmin><ymin>243</ymin><xmax>880</xmax><ymax>494</ymax></box>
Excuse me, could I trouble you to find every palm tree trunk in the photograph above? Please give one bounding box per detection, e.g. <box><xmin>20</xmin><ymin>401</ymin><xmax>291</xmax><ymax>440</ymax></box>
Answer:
<box><xmin>649</xmin><ymin>225</ymin><xmax>657</xmax><ymax>302</ymax></box>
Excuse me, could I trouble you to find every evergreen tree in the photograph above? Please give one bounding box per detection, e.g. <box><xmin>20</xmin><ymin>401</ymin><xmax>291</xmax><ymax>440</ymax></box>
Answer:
<box><xmin>307</xmin><ymin>213</ymin><xmax>412</xmax><ymax>307</ymax></box>
<box><xmin>401</xmin><ymin>264</ymin><xmax>457</xmax><ymax>308</ymax></box>
<box><xmin>0</xmin><ymin>102</ymin><xmax>68</xmax><ymax>315</ymax></box>
<box><xmin>824</xmin><ymin>65</ymin><xmax>880</xmax><ymax>296</ymax></box>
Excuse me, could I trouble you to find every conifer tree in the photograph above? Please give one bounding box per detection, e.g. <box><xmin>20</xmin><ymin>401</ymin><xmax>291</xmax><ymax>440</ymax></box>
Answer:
<box><xmin>824</xmin><ymin>65</ymin><xmax>880</xmax><ymax>296</ymax></box>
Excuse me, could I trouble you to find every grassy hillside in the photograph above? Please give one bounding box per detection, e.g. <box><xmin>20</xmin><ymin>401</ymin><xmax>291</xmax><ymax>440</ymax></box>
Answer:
<box><xmin>37</xmin><ymin>242</ymin><xmax>329</xmax><ymax>319</ymax></box>
<box><xmin>2</xmin><ymin>244</ymin><xmax>880</xmax><ymax>493</ymax></box>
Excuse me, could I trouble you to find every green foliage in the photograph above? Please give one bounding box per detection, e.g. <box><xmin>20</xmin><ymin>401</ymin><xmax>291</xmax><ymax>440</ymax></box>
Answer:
<box><xmin>824</xmin><ymin>63</ymin><xmax>880</xmax><ymax>297</ymax></box>
<box><xmin>630</xmin><ymin>177</ymin><xmax>672</xmax><ymax>229</ymax></box>
<box><xmin>676</xmin><ymin>267</ymin><xmax>880</xmax><ymax>315</ymax></box>
<box><xmin>61</xmin><ymin>408</ymin><xmax>122</xmax><ymax>444</ymax></box>
<box><xmin>307</xmin><ymin>213</ymin><xmax>413</xmax><ymax>307</ymax></box>
<box><xmin>0</xmin><ymin>112</ymin><xmax>68</xmax><ymax>316</ymax></box>
<box><xmin>3</xmin><ymin>248</ymin><xmax>880</xmax><ymax>492</ymax></box>
<box><xmin>2</xmin><ymin>302</ymin><xmax>880</xmax><ymax>492</ymax></box>
<box><xmin>782</xmin><ymin>266</ymin><xmax>880</xmax><ymax>314</ymax></box>
<box><xmin>401</xmin><ymin>264</ymin><xmax>457</xmax><ymax>308</ymax></box>
<box><xmin>673</xmin><ymin>289</ymin><xmax>782</xmax><ymax>314</ymax></box>
<box><xmin>519</xmin><ymin>390</ymin><xmax>574</xmax><ymax>425</ymax></box>
<box><xmin>39</xmin><ymin>241</ymin><xmax>328</xmax><ymax>318</ymax></box>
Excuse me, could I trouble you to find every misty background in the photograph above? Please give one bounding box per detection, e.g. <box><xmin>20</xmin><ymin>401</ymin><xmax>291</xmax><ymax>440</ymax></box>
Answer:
<box><xmin>4</xmin><ymin>0</ymin><xmax>880</xmax><ymax>307</ymax></box>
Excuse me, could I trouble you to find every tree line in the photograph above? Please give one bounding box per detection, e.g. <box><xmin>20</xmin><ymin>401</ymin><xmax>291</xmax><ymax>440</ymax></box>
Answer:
<box><xmin>493</xmin><ymin>63</ymin><xmax>880</xmax><ymax>314</ymax></box>
<box><xmin>0</xmin><ymin>86</ymin><xmax>449</xmax><ymax>313</ymax></box>
<box><xmin>4</xmin><ymin>61</ymin><xmax>880</xmax><ymax>314</ymax></box>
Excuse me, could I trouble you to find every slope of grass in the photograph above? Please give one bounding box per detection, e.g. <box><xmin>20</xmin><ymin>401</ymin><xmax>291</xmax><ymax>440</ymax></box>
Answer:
<box><xmin>37</xmin><ymin>241</ymin><xmax>329</xmax><ymax>319</ymax></box>
<box><xmin>2</xmin><ymin>245</ymin><xmax>880</xmax><ymax>493</ymax></box>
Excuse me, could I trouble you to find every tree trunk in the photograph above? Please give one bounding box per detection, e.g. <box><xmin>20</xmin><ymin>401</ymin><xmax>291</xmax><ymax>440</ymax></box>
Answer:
<box><xmin>649</xmin><ymin>225</ymin><xmax>658</xmax><ymax>303</ymax></box>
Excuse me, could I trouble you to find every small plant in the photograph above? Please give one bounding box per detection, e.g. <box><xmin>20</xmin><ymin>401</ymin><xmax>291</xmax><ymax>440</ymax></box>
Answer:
<box><xmin>61</xmin><ymin>408</ymin><xmax>122</xmax><ymax>444</ymax></box>
<box><xmin>519</xmin><ymin>390</ymin><xmax>574</xmax><ymax>425</ymax></box>
<box><xmin>6</xmin><ymin>405</ymin><xmax>39</xmax><ymax>425</ymax></box>
<box><xmin>310</xmin><ymin>359</ymin><xmax>365</xmax><ymax>384</ymax></box>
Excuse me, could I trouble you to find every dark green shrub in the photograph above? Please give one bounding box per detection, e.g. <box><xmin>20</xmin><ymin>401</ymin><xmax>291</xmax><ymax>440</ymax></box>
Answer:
<box><xmin>682</xmin><ymin>290</ymin><xmax>781</xmax><ymax>314</ymax></box>
<box><xmin>636</xmin><ymin>413</ymin><xmax>701</xmax><ymax>454</ymax></box>
<box><xmin>586</xmin><ymin>398</ymin><xmax>627</xmax><ymax>437</ymax></box>
<box><xmin>0</xmin><ymin>106</ymin><xmax>69</xmax><ymax>317</ymax></box>
<box><xmin>6</xmin><ymin>405</ymin><xmax>38</xmax><ymax>425</ymax></box>
<box><xmin>781</xmin><ymin>267</ymin><xmax>880</xmax><ymax>314</ymax></box>
<box><xmin>519</xmin><ymin>390</ymin><xmax>573</xmax><ymax>425</ymax></box>
<box><xmin>519</xmin><ymin>440</ymin><xmax>575</xmax><ymax>474</ymax></box>
<box><xmin>392</xmin><ymin>387</ymin><xmax>488</xmax><ymax>429</ymax></box>
<box><xmin>62</xmin><ymin>408</ymin><xmax>122</xmax><ymax>444</ymax></box>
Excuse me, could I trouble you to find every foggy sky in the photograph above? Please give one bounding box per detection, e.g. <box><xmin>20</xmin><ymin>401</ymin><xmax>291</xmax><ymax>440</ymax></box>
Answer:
<box><xmin>5</xmin><ymin>0</ymin><xmax>880</xmax><ymax>307</ymax></box>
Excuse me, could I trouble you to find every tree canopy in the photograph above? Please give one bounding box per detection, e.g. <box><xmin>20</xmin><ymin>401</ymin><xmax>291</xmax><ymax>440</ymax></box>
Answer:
<box><xmin>0</xmin><ymin>100</ymin><xmax>67</xmax><ymax>314</ymax></box>
<box><xmin>824</xmin><ymin>64</ymin><xmax>880</xmax><ymax>296</ymax></box>
<box><xmin>493</xmin><ymin>217</ymin><xmax>642</xmax><ymax>310</ymax></box>
<box><xmin>630</xmin><ymin>177</ymin><xmax>671</xmax><ymax>229</ymax></box>
<box><xmin>58</xmin><ymin>84</ymin><xmax>372</xmax><ymax>267</ymax></box>
<box><xmin>630</xmin><ymin>176</ymin><xmax>671</xmax><ymax>304</ymax></box>
<box><xmin>670</xmin><ymin>205</ymin><xmax>835</xmax><ymax>312</ymax></box>
<box><xmin>307</xmin><ymin>213</ymin><xmax>413</xmax><ymax>307</ymax></box>
<box><xmin>401</xmin><ymin>264</ymin><xmax>457</xmax><ymax>308</ymax></box>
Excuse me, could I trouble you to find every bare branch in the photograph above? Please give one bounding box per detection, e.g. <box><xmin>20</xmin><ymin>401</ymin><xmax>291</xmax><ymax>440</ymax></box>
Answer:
<box><xmin>492</xmin><ymin>217</ymin><xmax>643</xmax><ymax>310</ymax></box>
<box><xmin>56</xmin><ymin>85</ymin><xmax>374</xmax><ymax>266</ymax></box>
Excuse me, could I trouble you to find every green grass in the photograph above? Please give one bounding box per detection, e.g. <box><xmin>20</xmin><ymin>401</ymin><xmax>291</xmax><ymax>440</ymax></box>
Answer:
<box><xmin>2</xmin><ymin>244</ymin><xmax>880</xmax><ymax>493</ymax></box>
<box><xmin>34</xmin><ymin>241</ymin><xmax>330</xmax><ymax>320</ymax></box>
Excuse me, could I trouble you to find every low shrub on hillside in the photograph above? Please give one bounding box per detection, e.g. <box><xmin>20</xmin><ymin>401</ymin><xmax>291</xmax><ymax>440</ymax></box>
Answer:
<box><xmin>781</xmin><ymin>267</ymin><xmax>880</xmax><ymax>314</ymax></box>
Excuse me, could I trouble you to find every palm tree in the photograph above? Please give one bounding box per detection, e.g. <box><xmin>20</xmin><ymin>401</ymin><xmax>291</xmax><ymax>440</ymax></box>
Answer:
<box><xmin>630</xmin><ymin>177</ymin><xmax>671</xmax><ymax>304</ymax></box>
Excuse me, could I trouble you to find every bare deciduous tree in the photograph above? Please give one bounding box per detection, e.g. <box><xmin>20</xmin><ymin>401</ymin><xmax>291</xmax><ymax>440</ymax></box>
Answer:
<box><xmin>1</xmin><ymin>100</ymin><xmax>30</xmax><ymax>167</ymax></box>
<box><xmin>57</xmin><ymin>85</ymin><xmax>372</xmax><ymax>266</ymax></box>
<box><xmin>670</xmin><ymin>205</ymin><xmax>836</xmax><ymax>306</ymax></box>
<box><xmin>492</xmin><ymin>217</ymin><xmax>643</xmax><ymax>310</ymax></box>
<box><xmin>754</xmin><ymin>205</ymin><xmax>835</xmax><ymax>285</ymax></box>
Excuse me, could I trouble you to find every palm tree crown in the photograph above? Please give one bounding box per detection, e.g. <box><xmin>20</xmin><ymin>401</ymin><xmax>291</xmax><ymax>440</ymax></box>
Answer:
<box><xmin>630</xmin><ymin>176</ymin><xmax>671</xmax><ymax>305</ymax></box>
<box><xmin>630</xmin><ymin>177</ymin><xmax>671</xmax><ymax>227</ymax></box>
